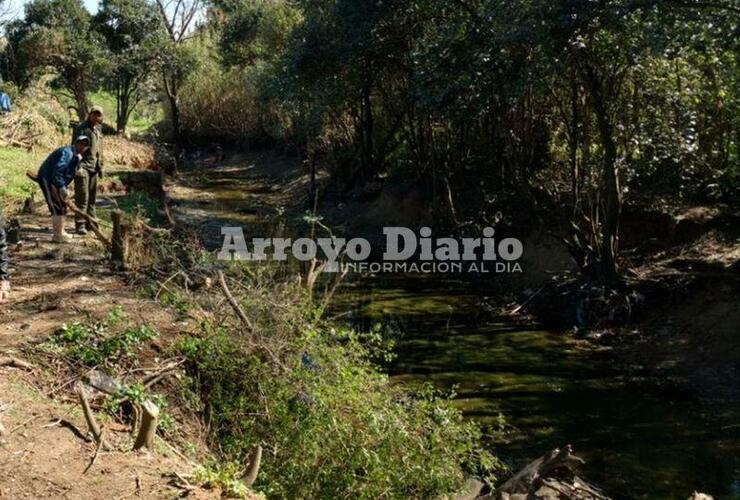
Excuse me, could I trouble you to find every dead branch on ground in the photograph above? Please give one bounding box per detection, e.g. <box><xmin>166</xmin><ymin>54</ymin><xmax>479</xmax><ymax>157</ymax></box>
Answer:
<box><xmin>9</xmin><ymin>414</ymin><xmax>42</xmax><ymax>435</ymax></box>
<box><xmin>75</xmin><ymin>382</ymin><xmax>112</xmax><ymax>450</ymax></box>
<box><xmin>83</xmin><ymin>426</ymin><xmax>106</xmax><ymax>474</ymax></box>
<box><xmin>142</xmin><ymin>359</ymin><xmax>184</xmax><ymax>390</ymax></box>
<box><xmin>0</xmin><ymin>356</ymin><xmax>34</xmax><ymax>370</ymax></box>
<box><xmin>217</xmin><ymin>270</ymin><xmax>254</xmax><ymax>331</ymax></box>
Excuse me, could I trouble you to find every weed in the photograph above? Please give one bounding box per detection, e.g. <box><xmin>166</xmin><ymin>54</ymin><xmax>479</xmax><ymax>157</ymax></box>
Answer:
<box><xmin>193</xmin><ymin>462</ymin><xmax>257</xmax><ymax>499</ymax></box>
<box><xmin>117</xmin><ymin>192</ymin><xmax>165</xmax><ymax>226</ymax></box>
<box><xmin>47</xmin><ymin>312</ymin><xmax>158</xmax><ymax>367</ymax></box>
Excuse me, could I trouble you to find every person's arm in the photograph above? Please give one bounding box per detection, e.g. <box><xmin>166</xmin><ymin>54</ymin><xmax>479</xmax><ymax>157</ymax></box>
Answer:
<box><xmin>96</xmin><ymin>127</ymin><xmax>104</xmax><ymax>178</ymax></box>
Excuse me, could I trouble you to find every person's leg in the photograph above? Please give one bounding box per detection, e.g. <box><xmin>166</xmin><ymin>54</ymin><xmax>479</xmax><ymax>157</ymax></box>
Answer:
<box><xmin>49</xmin><ymin>184</ymin><xmax>70</xmax><ymax>243</ymax></box>
<box><xmin>85</xmin><ymin>172</ymin><xmax>98</xmax><ymax>229</ymax></box>
<box><xmin>74</xmin><ymin>170</ymin><xmax>89</xmax><ymax>233</ymax></box>
<box><xmin>38</xmin><ymin>179</ymin><xmax>55</xmax><ymax>216</ymax></box>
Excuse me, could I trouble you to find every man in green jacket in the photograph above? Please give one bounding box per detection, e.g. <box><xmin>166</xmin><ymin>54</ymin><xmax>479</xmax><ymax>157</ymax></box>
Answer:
<box><xmin>72</xmin><ymin>105</ymin><xmax>104</xmax><ymax>235</ymax></box>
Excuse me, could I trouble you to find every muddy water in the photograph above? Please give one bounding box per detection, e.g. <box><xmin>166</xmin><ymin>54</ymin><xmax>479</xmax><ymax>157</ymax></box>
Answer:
<box><xmin>172</xmin><ymin>159</ymin><xmax>740</xmax><ymax>500</ymax></box>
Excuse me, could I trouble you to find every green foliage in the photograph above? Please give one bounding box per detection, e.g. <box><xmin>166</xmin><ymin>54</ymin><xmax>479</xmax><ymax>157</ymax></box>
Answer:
<box><xmin>5</xmin><ymin>0</ymin><xmax>110</xmax><ymax>118</ymax></box>
<box><xmin>88</xmin><ymin>90</ymin><xmax>162</xmax><ymax>134</ymax></box>
<box><xmin>193</xmin><ymin>461</ymin><xmax>255</xmax><ymax>498</ymax></box>
<box><xmin>103</xmin><ymin>383</ymin><xmax>179</xmax><ymax>436</ymax></box>
<box><xmin>117</xmin><ymin>191</ymin><xmax>165</xmax><ymax>226</ymax></box>
<box><xmin>178</xmin><ymin>57</ymin><xmax>287</xmax><ymax>144</ymax></box>
<box><xmin>178</xmin><ymin>314</ymin><xmax>503</xmax><ymax>498</ymax></box>
<box><xmin>48</xmin><ymin>318</ymin><xmax>158</xmax><ymax>367</ymax></box>
<box><xmin>94</xmin><ymin>0</ymin><xmax>165</xmax><ymax>131</ymax></box>
<box><xmin>0</xmin><ymin>147</ymin><xmax>44</xmax><ymax>208</ymax></box>
<box><xmin>159</xmin><ymin>290</ymin><xmax>193</xmax><ymax>314</ymax></box>
<box><xmin>214</xmin><ymin>0</ymin><xmax>301</xmax><ymax>68</ymax></box>
<box><xmin>177</xmin><ymin>3</ymin><xmax>297</xmax><ymax>144</ymax></box>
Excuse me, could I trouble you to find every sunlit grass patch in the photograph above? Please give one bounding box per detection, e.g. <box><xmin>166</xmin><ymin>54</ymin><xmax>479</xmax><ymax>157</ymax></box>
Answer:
<box><xmin>0</xmin><ymin>146</ymin><xmax>44</xmax><ymax>208</ymax></box>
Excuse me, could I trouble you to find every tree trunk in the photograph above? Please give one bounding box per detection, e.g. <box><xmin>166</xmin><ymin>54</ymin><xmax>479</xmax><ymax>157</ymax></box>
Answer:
<box><xmin>116</xmin><ymin>80</ymin><xmax>131</xmax><ymax>134</ymax></box>
<box><xmin>585</xmin><ymin>65</ymin><xmax>621</xmax><ymax>285</ymax></box>
<box><xmin>111</xmin><ymin>210</ymin><xmax>129</xmax><ymax>269</ymax></box>
<box><xmin>75</xmin><ymin>90</ymin><xmax>89</xmax><ymax>122</ymax></box>
<box><xmin>570</xmin><ymin>68</ymin><xmax>580</xmax><ymax>214</ymax></box>
<box><xmin>163</xmin><ymin>71</ymin><xmax>184</xmax><ymax>171</ymax></box>
<box><xmin>360</xmin><ymin>82</ymin><xmax>374</xmax><ymax>180</ymax></box>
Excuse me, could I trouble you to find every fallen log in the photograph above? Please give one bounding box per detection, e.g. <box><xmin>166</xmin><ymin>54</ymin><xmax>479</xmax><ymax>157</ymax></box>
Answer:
<box><xmin>0</xmin><ymin>357</ymin><xmax>34</xmax><ymax>370</ymax></box>
<box><xmin>482</xmin><ymin>445</ymin><xmax>609</xmax><ymax>500</ymax></box>
<box><xmin>496</xmin><ymin>445</ymin><xmax>586</xmax><ymax>495</ymax></box>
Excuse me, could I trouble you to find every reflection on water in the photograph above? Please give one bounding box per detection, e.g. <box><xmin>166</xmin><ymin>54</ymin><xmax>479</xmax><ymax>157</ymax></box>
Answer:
<box><xmin>337</xmin><ymin>274</ymin><xmax>740</xmax><ymax>500</ymax></box>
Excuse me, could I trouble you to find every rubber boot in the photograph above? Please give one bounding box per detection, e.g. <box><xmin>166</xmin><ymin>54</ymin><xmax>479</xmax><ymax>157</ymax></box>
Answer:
<box><xmin>51</xmin><ymin>215</ymin><xmax>71</xmax><ymax>244</ymax></box>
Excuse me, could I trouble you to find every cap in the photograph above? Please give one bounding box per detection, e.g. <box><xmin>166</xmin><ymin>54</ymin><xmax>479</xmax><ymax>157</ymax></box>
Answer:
<box><xmin>75</xmin><ymin>135</ymin><xmax>90</xmax><ymax>144</ymax></box>
<box><xmin>89</xmin><ymin>105</ymin><xmax>104</xmax><ymax>116</ymax></box>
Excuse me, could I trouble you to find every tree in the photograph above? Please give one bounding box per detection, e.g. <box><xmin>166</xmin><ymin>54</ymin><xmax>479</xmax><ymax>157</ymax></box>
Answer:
<box><xmin>5</xmin><ymin>0</ymin><xmax>109</xmax><ymax>120</ymax></box>
<box><xmin>95</xmin><ymin>0</ymin><xmax>166</xmax><ymax>133</ymax></box>
<box><xmin>152</xmin><ymin>0</ymin><xmax>204</xmax><ymax>160</ymax></box>
<box><xmin>279</xmin><ymin>0</ymin><xmax>422</xmax><ymax>184</ymax></box>
<box><xmin>273</xmin><ymin>0</ymin><xmax>737</xmax><ymax>285</ymax></box>
<box><xmin>212</xmin><ymin>0</ymin><xmax>300</xmax><ymax>68</ymax></box>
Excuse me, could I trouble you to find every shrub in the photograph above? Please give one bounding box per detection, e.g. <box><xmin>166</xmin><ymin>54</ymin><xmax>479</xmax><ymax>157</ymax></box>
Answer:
<box><xmin>178</xmin><ymin>59</ymin><xmax>290</xmax><ymax>146</ymax></box>
<box><xmin>0</xmin><ymin>78</ymin><xmax>69</xmax><ymax>149</ymax></box>
<box><xmin>126</xmin><ymin>224</ymin><xmax>503</xmax><ymax>498</ymax></box>
<box><xmin>178</xmin><ymin>293</ymin><xmax>502</xmax><ymax>499</ymax></box>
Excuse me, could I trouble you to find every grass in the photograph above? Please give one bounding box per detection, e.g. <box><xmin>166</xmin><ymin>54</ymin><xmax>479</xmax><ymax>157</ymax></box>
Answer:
<box><xmin>0</xmin><ymin>146</ymin><xmax>44</xmax><ymax>208</ymax></box>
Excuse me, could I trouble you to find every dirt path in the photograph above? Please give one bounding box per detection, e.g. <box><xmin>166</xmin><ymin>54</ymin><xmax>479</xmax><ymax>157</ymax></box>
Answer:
<box><xmin>0</xmin><ymin>211</ymin><xmax>211</xmax><ymax>499</ymax></box>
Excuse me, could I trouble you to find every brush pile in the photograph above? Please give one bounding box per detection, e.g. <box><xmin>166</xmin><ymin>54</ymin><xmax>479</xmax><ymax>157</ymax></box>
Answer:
<box><xmin>105</xmin><ymin>135</ymin><xmax>157</xmax><ymax>170</ymax></box>
<box><xmin>0</xmin><ymin>84</ymin><xmax>68</xmax><ymax>150</ymax></box>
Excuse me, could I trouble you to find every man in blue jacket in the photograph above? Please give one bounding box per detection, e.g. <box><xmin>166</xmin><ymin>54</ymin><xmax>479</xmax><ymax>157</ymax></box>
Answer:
<box><xmin>0</xmin><ymin>91</ymin><xmax>11</xmax><ymax>113</ymax></box>
<box><xmin>36</xmin><ymin>136</ymin><xmax>90</xmax><ymax>243</ymax></box>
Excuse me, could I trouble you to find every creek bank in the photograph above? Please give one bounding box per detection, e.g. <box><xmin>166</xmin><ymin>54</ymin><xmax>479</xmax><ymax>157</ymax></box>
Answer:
<box><xmin>521</xmin><ymin>204</ymin><xmax>740</xmax><ymax>405</ymax></box>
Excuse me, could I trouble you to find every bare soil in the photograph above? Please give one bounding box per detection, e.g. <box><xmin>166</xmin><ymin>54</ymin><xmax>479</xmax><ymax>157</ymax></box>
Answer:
<box><xmin>0</xmin><ymin>210</ymin><xmax>218</xmax><ymax>499</ymax></box>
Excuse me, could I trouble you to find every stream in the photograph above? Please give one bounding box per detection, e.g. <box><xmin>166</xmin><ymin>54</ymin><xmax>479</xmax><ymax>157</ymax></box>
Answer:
<box><xmin>169</xmin><ymin>157</ymin><xmax>740</xmax><ymax>500</ymax></box>
<box><xmin>337</xmin><ymin>275</ymin><xmax>740</xmax><ymax>500</ymax></box>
